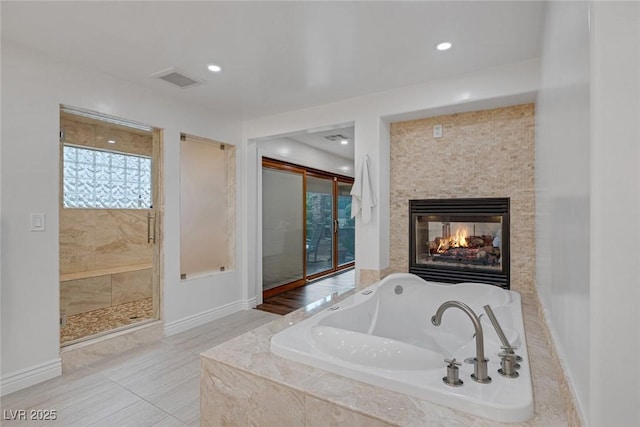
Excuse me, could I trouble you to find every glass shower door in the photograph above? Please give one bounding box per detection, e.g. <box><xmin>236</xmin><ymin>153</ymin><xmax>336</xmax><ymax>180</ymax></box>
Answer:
<box><xmin>59</xmin><ymin>108</ymin><xmax>159</xmax><ymax>346</ymax></box>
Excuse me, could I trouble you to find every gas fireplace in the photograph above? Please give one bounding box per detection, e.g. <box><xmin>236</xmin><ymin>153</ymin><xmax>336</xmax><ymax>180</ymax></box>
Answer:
<box><xmin>409</xmin><ymin>198</ymin><xmax>510</xmax><ymax>289</ymax></box>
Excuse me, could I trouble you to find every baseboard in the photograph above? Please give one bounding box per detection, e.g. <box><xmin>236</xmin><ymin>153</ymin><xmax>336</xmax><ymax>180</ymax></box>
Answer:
<box><xmin>164</xmin><ymin>297</ymin><xmax>257</xmax><ymax>337</ymax></box>
<box><xmin>241</xmin><ymin>297</ymin><xmax>257</xmax><ymax>310</ymax></box>
<box><xmin>533</xmin><ymin>281</ymin><xmax>587</xmax><ymax>426</ymax></box>
<box><xmin>0</xmin><ymin>358</ymin><xmax>62</xmax><ymax>397</ymax></box>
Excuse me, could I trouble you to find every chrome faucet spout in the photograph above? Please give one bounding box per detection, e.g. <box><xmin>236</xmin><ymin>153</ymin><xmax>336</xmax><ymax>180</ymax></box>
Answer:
<box><xmin>431</xmin><ymin>300</ymin><xmax>491</xmax><ymax>384</ymax></box>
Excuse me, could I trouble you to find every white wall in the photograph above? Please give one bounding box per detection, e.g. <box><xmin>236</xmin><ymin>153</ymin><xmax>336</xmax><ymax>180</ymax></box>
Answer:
<box><xmin>535</xmin><ymin>0</ymin><xmax>591</xmax><ymax>419</ymax></box>
<box><xmin>537</xmin><ymin>2</ymin><xmax>640</xmax><ymax>425</ymax></box>
<box><xmin>589</xmin><ymin>2</ymin><xmax>640</xmax><ymax>426</ymax></box>
<box><xmin>0</xmin><ymin>41</ymin><xmax>245</xmax><ymax>393</ymax></box>
<box><xmin>243</xmin><ymin>59</ymin><xmax>540</xmax><ymax>299</ymax></box>
<box><xmin>259</xmin><ymin>137</ymin><xmax>354</xmax><ymax>178</ymax></box>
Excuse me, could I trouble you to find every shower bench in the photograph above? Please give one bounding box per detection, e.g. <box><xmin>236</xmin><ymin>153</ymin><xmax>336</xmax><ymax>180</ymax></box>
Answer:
<box><xmin>60</xmin><ymin>263</ymin><xmax>152</xmax><ymax>317</ymax></box>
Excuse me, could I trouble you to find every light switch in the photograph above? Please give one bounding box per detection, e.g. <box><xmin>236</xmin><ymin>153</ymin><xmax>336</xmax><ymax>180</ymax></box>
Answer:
<box><xmin>31</xmin><ymin>213</ymin><xmax>46</xmax><ymax>232</ymax></box>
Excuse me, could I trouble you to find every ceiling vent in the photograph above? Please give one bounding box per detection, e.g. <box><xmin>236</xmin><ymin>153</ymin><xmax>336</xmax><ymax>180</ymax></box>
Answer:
<box><xmin>151</xmin><ymin>67</ymin><xmax>205</xmax><ymax>89</ymax></box>
<box><xmin>324</xmin><ymin>134</ymin><xmax>350</xmax><ymax>142</ymax></box>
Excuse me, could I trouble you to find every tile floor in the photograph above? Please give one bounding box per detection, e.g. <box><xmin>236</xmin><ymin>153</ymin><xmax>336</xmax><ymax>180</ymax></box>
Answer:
<box><xmin>1</xmin><ymin>309</ymin><xmax>280</xmax><ymax>427</ymax></box>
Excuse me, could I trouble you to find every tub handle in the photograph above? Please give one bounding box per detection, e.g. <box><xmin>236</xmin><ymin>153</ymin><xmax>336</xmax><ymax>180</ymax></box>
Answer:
<box><xmin>443</xmin><ymin>358</ymin><xmax>463</xmax><ymax>387</ymax></box>
<box><xmin>483</xmin><ymin>305</ymin><xmax>522</xmax><ymax>363</ymax></box>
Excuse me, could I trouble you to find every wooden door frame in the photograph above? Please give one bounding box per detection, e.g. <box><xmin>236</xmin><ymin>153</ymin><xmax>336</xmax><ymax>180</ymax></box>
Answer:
<box><xmin>261</xmin><ymin>157</ymin><xmax>354</xmax><ymax>298</ymax></box>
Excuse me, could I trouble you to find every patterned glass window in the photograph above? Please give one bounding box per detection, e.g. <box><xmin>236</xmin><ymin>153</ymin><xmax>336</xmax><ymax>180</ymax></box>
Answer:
<box><xmin>63</xmin><ymin>145</ymin><xmax>152</xmax><ymax>209</ymax></box>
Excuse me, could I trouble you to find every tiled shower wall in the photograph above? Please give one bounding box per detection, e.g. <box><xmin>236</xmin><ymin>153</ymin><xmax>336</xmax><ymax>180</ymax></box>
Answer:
<box><xmin>59</xmin><ymin>208</ymin><xmax>153</xmax><ymax>274</ymax></box>
<box><xmin>59</xmin><ymin>114</ymin><xmax>154</xmax><ymax>316</ymax></box>
<box><xmin>59</xmin><ymin>113</ymin><xmax>154</xmax><ymax>275</ymax></box>
<box><xmin>389</xmin><ymin>104</ymin><xmax>535</xmax><ymax>293</ymax></box>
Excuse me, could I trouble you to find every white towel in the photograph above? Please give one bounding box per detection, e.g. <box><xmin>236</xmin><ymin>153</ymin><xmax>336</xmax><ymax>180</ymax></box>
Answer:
<box><xmin>350</xmin><ymin>155</ymin><xmax>376</xmax><ymax>223</ymax></box>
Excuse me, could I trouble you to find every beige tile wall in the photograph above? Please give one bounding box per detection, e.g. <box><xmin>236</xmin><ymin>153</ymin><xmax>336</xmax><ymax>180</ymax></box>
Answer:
<box><xmin>61</xmin><ymin>268</ymin><xmax>152</xmax><ymax>315</ymax></box>
<box><xmin>111</xmin><ymin>268</ymin><xmax>153</xmax><ymax>305</ymax></box>
<box><xmin>60</xmin><ymin>113</ymin><xmax>152</xmax><ymax>156</ymax></box>
<box><xmin>59</xmin><ymin>113</ymin><xmax>154</xmax><ymax>275</ymax></box>
<box><xmin>60</xmin><ymin>276</ymin><xmax>112</xmax><ymax>316</ymax></box>
<box><xmin>60</xmin><ymin>209</ymin><xmax>153</xmax><ymax>274</ymax></box>
<box><xmin>358</xmin><ymin>269</ymin><xmax>382</xmax><ymax>287</ymax></box>
<box><xmin>389</xmin><ymin>104</ymin><xmax>535</xmax><ymax>293</ymax></box>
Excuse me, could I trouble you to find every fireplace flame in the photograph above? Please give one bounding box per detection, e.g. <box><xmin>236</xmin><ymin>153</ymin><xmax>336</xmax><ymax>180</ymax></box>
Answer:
<box><xmin>436</xmin><ymin>227</ymin><xmax>469</xmax><ymax>253</ymax></box>
<box><xmin>454</xmin><ymin>227</ymin><xmax>468</xmax><ymax>247</ymax></box>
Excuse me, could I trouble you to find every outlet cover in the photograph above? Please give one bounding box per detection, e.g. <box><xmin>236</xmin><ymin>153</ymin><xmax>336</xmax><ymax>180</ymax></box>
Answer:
<box><xmin>433</xmin><ymin>124</ymin><xmax>443</xmax><ymax>138</ymax></box>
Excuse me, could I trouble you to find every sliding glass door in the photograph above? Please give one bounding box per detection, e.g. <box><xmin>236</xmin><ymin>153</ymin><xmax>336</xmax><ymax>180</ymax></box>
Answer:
<box><xmin>262</xmin><ymin>159</ymin><xmax>354</xmax><ymax>296</ymax></box>
<box><xmin>262</xmin><ymin>167</ymin><xmax>305</xmax><ymax>292</ymax></box>
<box><xmin>305</xmin><ymin>175</ymin><xmax>334</xmax><ymax>277</ymax></box>
<box><xmin>336</xmin><ymin>181</ymin><xmax>355</xmax><ymax>266</ymax></box>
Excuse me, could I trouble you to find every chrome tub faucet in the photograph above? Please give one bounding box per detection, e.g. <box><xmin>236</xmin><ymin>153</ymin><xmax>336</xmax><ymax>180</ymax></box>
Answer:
<box><xmin>432</xmin><ymin>300</ymin><xmax>491</xmax><ymax>384</ymax></box>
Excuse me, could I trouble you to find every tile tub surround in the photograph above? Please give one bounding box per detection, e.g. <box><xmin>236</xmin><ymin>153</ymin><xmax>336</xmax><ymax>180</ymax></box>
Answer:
<box><xmin>201</xmin><ymin>291</ymin><xmax>577</xmax><ymax>426</ymax></box>
<box><xmin>389</xmin><ymin>104</ymin><xmax>535</xmax><ymax>293</ymax></box>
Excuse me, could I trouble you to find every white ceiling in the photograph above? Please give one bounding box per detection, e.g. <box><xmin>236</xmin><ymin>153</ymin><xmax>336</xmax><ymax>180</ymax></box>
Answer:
<box><xmin>2</xmin><ymin>1</ymin><xmax>545</xmax><ymax>120</ymax></box>
<box><xmin>288</xmin><ymin>126</ymin><xmax>355</xmax><ymax>160</ymax></box>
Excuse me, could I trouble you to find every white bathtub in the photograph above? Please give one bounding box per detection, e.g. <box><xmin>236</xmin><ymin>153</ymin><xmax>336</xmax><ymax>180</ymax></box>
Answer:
<box><xmin>271</xmin><ymin>273</ymin><xmax>533</xmax><ymax>422</ymax></box>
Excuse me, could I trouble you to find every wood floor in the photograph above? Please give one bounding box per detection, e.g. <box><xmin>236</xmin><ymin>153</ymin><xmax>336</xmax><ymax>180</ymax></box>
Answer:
<box><xmin>1</xmin><ymin>309</ymin><xmax>280</xmax><ymax>427</ymax></box>
<box><xmin>256</xmin><ymin>269</ymin><xmax>355</xmax><ymax>315</ymax></box>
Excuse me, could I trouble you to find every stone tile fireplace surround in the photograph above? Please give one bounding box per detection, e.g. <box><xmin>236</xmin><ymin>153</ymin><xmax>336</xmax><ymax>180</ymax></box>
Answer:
<box><xmin>389</xmin><ymin>103</ymin><xmax>535</xmax><ymax>294</ymax></box>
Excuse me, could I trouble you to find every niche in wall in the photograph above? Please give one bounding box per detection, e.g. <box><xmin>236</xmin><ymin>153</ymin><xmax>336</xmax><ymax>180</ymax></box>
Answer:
<box><xmin>179</xmin><ymin>133</ymin><xmax>236</xmax><ymax>279</ymax></box>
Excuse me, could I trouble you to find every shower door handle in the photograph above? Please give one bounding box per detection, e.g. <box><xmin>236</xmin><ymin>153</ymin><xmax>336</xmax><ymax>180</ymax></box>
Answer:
<box><xmin>147</xmin><ymin>212</ymin><xmax>156</xmax><ymax>244</ymax></box>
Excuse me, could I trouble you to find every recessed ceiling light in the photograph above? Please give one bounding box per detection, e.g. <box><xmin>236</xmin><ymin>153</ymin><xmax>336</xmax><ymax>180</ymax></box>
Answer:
<box><xmin>107</xmin><ymin>140</ymin><xmax>116</xmax><ymax>144</ymax></box>
<box><xmin>340</xmin><ymin>139</ymin><xmax>349</xmax><ymax>145</ymax></box>
<box><xmin>207</xmin><ymin>64</ymin><xmax>222</xmax><ymax>73</ymax></box>
<box><xmin>436</xmin><ymin>42</ymin><xmax>452</xmax><ymax>51</ymax></box>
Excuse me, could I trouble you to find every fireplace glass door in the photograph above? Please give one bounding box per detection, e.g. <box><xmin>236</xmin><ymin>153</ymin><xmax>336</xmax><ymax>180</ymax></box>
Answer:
<box><xmin>414</xmin><ymin>215</ymin><xmax>503</xmax><ymax>271</ymax></box>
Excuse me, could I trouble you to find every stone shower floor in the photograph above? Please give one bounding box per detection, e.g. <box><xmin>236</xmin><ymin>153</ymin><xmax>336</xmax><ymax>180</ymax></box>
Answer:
<box><xmin>60</xmin><ymin>297</ymin><xmax>155</xmax><ymax>345</ymax></box>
